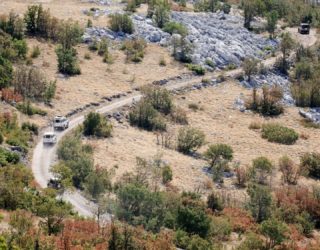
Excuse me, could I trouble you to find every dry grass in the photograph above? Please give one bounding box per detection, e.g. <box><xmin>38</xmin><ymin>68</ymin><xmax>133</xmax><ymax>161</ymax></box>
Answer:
<box><xmin>25</xmin><ymin>38</ymin><xmax>186</xmax><ymax>117</ymax></box>
<box><xmin>89</xmin><ymin>80</ymin><xmax>320</xmax><ymax>194</ymax></box>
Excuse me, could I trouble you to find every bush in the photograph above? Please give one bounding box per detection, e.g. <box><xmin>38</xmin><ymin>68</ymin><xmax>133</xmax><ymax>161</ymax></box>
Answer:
<box><xmin>170</xmin><ymin>107</ymin><xmax>188</xmax><ymax>125</ymax></box>
<box><xmin>122</xmin><ymin>38</ymin><xmax>146</xmax><ymax>63</ymax></box>
<box><xmin>142</xmin><ymin>86</ymin><xmax>173</xmax><ymax>115</ymax></box>
<box><xmin>261</xmin><ymin>123</ymin><xmax>299</xmax><ymax>145</ymax></box>
<box><xmin>163</xmin><ymin>22</ymin><xmax>188</xmax><ymax>37</ymax></box>
<box><xmin>129</xmin><ymin>100</ymin><xmax>166</xmax><ymax>131</ymax></box>
<box><xmin>0</xmin><ymin>133</ymin><xmax>3</xmax><ymax>144</ymax></box>
<box><xmin>300</xmin><ymin>152</ymin><xmax>320</xmax><ymax>179</ymax></box>
<box><xmin>109</xmin><ymin>14</ymin><xmax>134</xmax><ymax>34</ymax></box>
<box><xmin>242</xmin><ymin>57</ymin><xmax>258</xmax><ymax>82</ymax></box>
<box><xmin>162</xmin><ymin>165</ymin><xmax>173</xmax><ymax>184</ymax></box>
<box><xmin>16</xmin><ymin>102</ymin><xmax>47</xmax><ymax>116</ymax></box>
<box><xmin>279</xmin><ymin>155</ymin><xmax>300</xmax><ymax>184</ymax></box>
<box><xmin>246</xmin><ymin>86</ymin><xmax>284</xmax><ymax>116</ymax></box>
<box><xmin>0</xmin><ymin>56</ymin><xmax>13</xmax><ymax>89</ymax></box>
<box><xmin>30</xmin><ymin>45</ymin><xmax>40</xmax><ymax>58</ymax></box>
<box><xmin>22</xmin><ymin>122</ymin><xmax>39</xmax><ymax>135</ymax></box>
<box><xmin>13</xmin><ymin>65</ymin><xmax>53</xmax><ymax>101</ymax></box>
<box><xmin>83</xmin><ymin>112</ymin><xmax>113</xmax><ymax>138</ymax></box>
<box><xmin>204</xmin><ymin>144</ymin><xmax>233</xmax><ymax>169</ymax></box>
<box><xmin>177</xmin><ymin>127</ymin><xmax>205</xmax><ymax>154</ymax></box>
<box><xmin>0</xmin><ymin>148</ymin><xmax>20</xmax><ymax>166</ymax></box>
<box><xmin>56</xmin><ymin>46</ymin><xmax>81</xmax><ymax>75</ymax></box>
<box><xmin>291</xmin><ymin>80</ymin><xmax>320</xmax><ymax>108</ymax></box>
<box><xmin>187</xmin><ymin>64</ymin><xmax>205</xmax><ymax>75</ymax></box>
<box><xmin>249</xmin><ymin>156</ymin><xmax>274</xmax><ymax>185</ymax></box>
<box><xmin>207</xmin><ymin>192</ymin><xmax>223</xmax><ymax>212</ymax></box>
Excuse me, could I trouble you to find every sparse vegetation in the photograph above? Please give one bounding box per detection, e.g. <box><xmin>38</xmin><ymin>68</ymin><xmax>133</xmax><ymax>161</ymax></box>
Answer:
<box><xmin>246</xmin><ymin>86</ymin><xmax>284</xmax><ymax>116</ymax></box>
<box><xmin>122</xmin><ymin>38</ymin><xmax>146</xmax><ymax>63</ymax></box>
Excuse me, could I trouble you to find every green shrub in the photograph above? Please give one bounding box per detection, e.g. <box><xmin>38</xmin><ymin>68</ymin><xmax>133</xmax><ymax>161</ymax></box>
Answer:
<box><xmin>109</xmin><ymin>14</ymin><xmax>134</xmax><ymax>34</ymax></box>
<box><xmin>261</xmin><ymin>123</ymin><xmax>299</xmax><ymax>145</ymax></box>
<box><xmin>129</xmin><ymin>100</ymin><xmax>166</xmax><ymax>131</ymax></box>
<box><xmin>177</xmin><ymin>127</ymin><xmax>205</xmax><ymax>154</ymax></box>
<box><xmin>56</xmin><ymin>46</ymin><xmax>81</xmax><ymax>75</ymax></box>
<box><xmin>163</xmin><ymin>22</ymin><xmax>188</xmax><ymax>36</ymax></box>
<box><xmin>0</xmin><ymin>56</ymin><xmax>13</xmax><ymax>89</ymax></box>
<box><xmin>187</xmin><ymin>64</ymin><xmax>205</xmax><ymax>75</ymax></box>
<box><xmin>300</xmin><ymin>152</ymin><xmax>320</xmax><ymax>179</ymax></box>
<box><xmin>0</xmin><ymin>148</ymin><xmax>20</xmax><ymax>166</ymax></box>
<box><xmin>0</xmin><ymin>133</ymin><xmax>3</xmax><ymax>144</ymax></box>
<box><xmin>249</xmin><ymin>156</ymin><xmax>274</xmax><ymax>185</ymax></box>
<box><xmin>152</xmin><ymin>1</ymin><xmax>170</xmax><ymax>28</ymax></box>
<box><xmin>142</xmin><ymin>86</ymin><xmax>173</xmax><ymax>115</ymax></box>
<box><xmin>83</xmin><ymin>112</ymin><xmax>113</xmax><ymax>138</ymax></box>
<box><xmin>88</xmin><ymin>40</ymin><xmax>99</xmax><ymax>51</ymax></box>
<box><xmin>16</xmin><ymin>102</ymin><xmax>47</xmax><ymax>116</ymax></box>
<box><xmin>162</xmin><ymin>165</ymin><xmax>173</xmax><ymax>184</ymax></box>
<box><xmin>21</xmin><ymin>122</ymin><xmax>39</xmax><ymax>135</ymax></box>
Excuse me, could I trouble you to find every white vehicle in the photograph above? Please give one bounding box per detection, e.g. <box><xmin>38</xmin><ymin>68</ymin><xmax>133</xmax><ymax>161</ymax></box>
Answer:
<box><xmin>53</xmin><ymin>116</ymin><xmax>69</xmax><ymax>130</ymax></box>
<box><xmin>43</xmin><ymin>132</ymin><xmax>57</xmax><ymax>144</ymax></box>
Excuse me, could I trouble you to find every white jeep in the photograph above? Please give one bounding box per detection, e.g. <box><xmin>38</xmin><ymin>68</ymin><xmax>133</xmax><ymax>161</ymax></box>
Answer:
<box><xmin>43</xmin><ymin>132</ymin><xmax>57</xmax><ymax>144</ymax></box>
<box><xmin>53</xmin><ymin>116</ymin><xmax>69</xmax><ymax>130</ymax></box>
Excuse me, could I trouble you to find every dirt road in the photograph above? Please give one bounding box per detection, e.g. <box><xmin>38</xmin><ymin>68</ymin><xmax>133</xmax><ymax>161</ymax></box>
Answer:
<box><xmin>31</xmin><ymin>27</ymin><xmax>318</xmax><ymax>218</ymax></box>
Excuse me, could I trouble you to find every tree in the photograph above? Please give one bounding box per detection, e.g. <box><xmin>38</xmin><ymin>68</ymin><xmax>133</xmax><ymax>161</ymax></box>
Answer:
<box><xmin>243</xmin><ymin>0</ymin><xmax>257</xmax><ymax>29</ymax></box>
<box><xmin>177</xmin><ymin>201</ymin><xmax>211</xmax><ymax>238</ymax></box>
<box><xmin>55</xmin><ymin>20</ymin><xmax>83</xmax><ymax>75</ymax></box>
<box><xmin>266</xmin><ymin>10</ymin><xmax>278</xmax><ymax>39</ymax></box>
<box><xmin>13</xmin><ymin>66</ymin><xmax>49</xmax><ymax>101</ymax></box>
<box><xmin>204</xmin><ymin>144</ymin><xmax>233</xmax><ymax>182</ymax></box>
<box><xmin>246</xmin><ymin>184</ymin><xmax>272</xmax><ymax>222</ymax></box>
<box><xmin>204</xmin><ymin>144</ymin><xmax>233</xmax><ymax>169</ymax></box>
<box><xmin>177</xmin><ymin>127</ymin><xmax>205</xmax><ymax>154</ymax></box>
<box><xmin>85</xmin><ymin>169</ymin><xmax>112</xmax><ymax>200</ymax></box>
<box><xmin>242</xmin><ymin>58</ymin><xmax>259</xmax><ymax>83</ymax></box>
<box><xmin>260</xmin><ymin>217</ymin><xmax>288</xmax><ymax>249</ymax></box>
<box><xmin>56</xmin><ymin>46</ymin><xmax>80</xmax><ymax>75</ymax></box>
<box><xmin>249</xmin><ymin>156</ymin><xmax>274</xmax><ymax>185</ymax></box>
<box><xmin>278</xmin><ymin>32</ymin><xmax>295</xmax><ymax>74</ymax></box>
<box><xmin>152</xmin><ymin>1</ymin><xmax>170</xmax><ymax>28</ymax></box>
<box><xmin>33</xmin><ymin>189</ymin><xmax>72</xmax><ymax>235</ymax></box>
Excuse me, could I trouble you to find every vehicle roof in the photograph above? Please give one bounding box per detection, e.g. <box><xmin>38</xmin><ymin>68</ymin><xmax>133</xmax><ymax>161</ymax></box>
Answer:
<box><xmin>43</xmin><ymin>132</ymin><xmax>56</xmax><ymax>136</ymax></box>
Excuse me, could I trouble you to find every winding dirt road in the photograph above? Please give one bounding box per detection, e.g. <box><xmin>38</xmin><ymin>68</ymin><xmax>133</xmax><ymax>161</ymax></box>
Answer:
<box><xmin>31</xmin><ymin>28</ymin><xmax>318</xmax><ymax>218</ymax></box>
